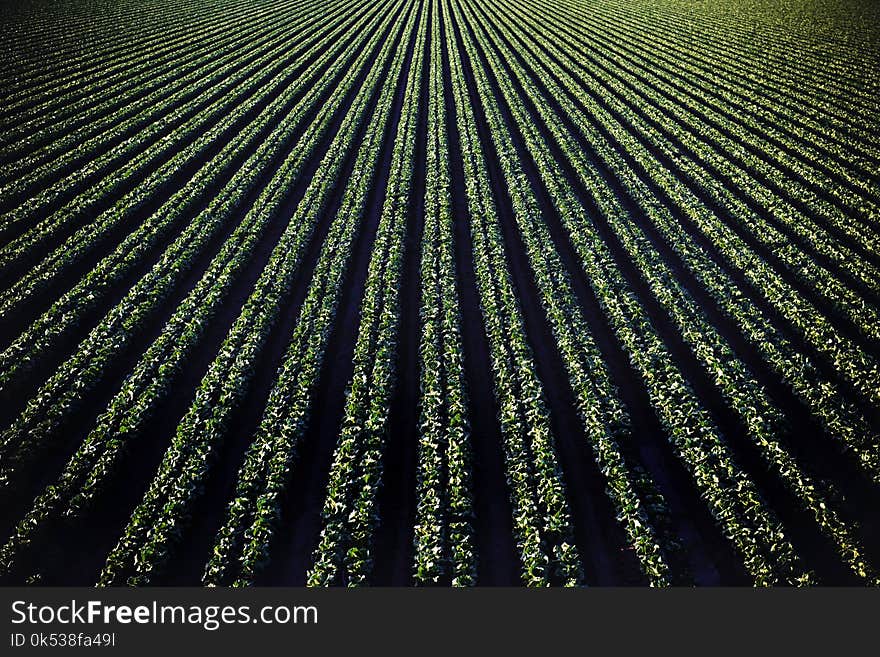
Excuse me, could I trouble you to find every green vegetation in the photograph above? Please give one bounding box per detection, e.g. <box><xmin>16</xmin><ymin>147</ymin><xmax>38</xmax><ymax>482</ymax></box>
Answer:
<box><xmin>0</xmin><ymin>0</ymin><xmax>877</xmax><ymax>586</ymax></box>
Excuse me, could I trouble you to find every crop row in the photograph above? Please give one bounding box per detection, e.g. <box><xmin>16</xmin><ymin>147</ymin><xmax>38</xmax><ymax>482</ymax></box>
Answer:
<box><xmin>0</xmin><ymin>0</ymin><xmax>378</xmax><ymax>396</ymax></box>
<box><xmin>495</xmin><ymin>0</ymin><xmax>880</xmax><ymax>471</ymax></box>
<box><xmin>586</xmin><ymin>0</ymin><xmax>880</xmax><ymax>130</ymax></box>
<box><xmin>0</xmin><ymin>0</ymin><xmax>347</xmax><ymax>275</ymax></box>
<box><xmin>456</xmin><ymin>0</ymin><xmax>816</xmax><ymax>586</ymax></box>
<box><xmin>0</xmin><ymin>0</ymin><xmax>395</xmax><ymax>490</ymax></box>
<box><xmin>449</xmin><ymin>0</ymin><xmax>673</xmax><ymax>585</ymax></box>
<box><xmin>97</xmin><ymin>0</ymin><xmax>417</xmax><ymax>586</ymax></box>
<box><xmin>0</xmin><ymin>0</ymin><xmax>240</xmax><ymax>142</ymax></box>
<box><xmin>471</xmin><ymin>0</ymin><xmax>877</xmax><ymax>583</ymax></box>
<box><xmin>0</xmin><ymin>0</ymin><xmax>216</xmax><ymax>90</ymax></box>
<box><xmin>534</xmin><ymin>0</ymin><xmax>880</xmax><ymax>224</ymax></box>
<box><xmin>308</xmin><ymin>0</ymin><xmax>429</xmax><ymax>586</ymax></box>
<box><xmin>0</xmin><ymin>0</ymin><xmax>254</xmax><ymax>129</ymax></box>
<box><xmin>551</xmin><ymin>0</ymin><xmax>880</xmax><ymax>190</ymax></box>
<box><xmin>0</xmin><ymin>0</ymin><xmax>328</xmax><ymax>192</ymax></box>
<box><xmin>442</xmin><ymin>0</ymin><xmax>582</xmax><ymax>586</ymax></box>
<box><xmin>516</xmin><ymin>5</ymin><xmax>880</xmax><ymax>373</ymax></box>
<box><xmin>0</xmin><ymin>0</ymin><xmax>405</xmax><ymax>579</ymax></box>
<box><xmin>411</xmin><ymin>0</ymin><xmax>476</xmax><ymax>587</ymax></box>
<box><xmin>200</xmin><ymin>0</ymin><xmax>421</xmax><ymax>587</ymax></box>
<box><xmin>529</xmin><ymin>0</ymin><xmax>880</xmax><ymax>281</ymax></box>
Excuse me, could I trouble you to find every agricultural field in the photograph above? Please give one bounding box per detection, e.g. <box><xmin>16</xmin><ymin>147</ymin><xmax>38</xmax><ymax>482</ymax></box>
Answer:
<box><xmin>0</xmin><ymin>0</ymin><xmax>878</xmax><ymax>587</ymax></box>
